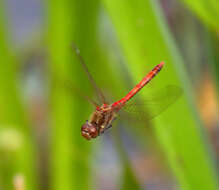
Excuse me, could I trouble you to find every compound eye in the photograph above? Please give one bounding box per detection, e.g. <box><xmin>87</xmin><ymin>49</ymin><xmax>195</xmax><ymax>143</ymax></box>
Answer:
<box><xmin>81</xmin><ymin>122</ymin><xmax>98</xmax><ymax>140</ymax></box>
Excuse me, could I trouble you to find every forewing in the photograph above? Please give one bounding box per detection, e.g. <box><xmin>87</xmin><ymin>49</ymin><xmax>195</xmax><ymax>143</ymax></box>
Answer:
<box><xmin>53</xmin><ymin>74</ymin><xmax>99</xmax><ymax>107</ymax></box>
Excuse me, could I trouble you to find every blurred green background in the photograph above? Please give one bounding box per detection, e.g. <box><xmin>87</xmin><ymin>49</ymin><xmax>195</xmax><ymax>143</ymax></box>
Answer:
<box><xmin>0</xmin><ymin>0</ymin><xmax>219</xmax><ymax>189</ymax></box>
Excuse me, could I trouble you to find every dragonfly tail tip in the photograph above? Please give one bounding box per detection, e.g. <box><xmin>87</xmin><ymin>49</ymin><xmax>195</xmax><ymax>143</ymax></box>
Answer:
<box><xmin>159</xmin><ymin>61</ymin><xmax>165</xmax><ymax>67</ymax></box>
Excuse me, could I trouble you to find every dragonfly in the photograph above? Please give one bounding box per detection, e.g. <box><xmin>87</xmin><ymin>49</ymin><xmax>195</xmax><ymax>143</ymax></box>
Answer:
<box><xmin>71</xmin><ymin>45</ymin><xmax>182</xmax><ymax>140</ymax></box>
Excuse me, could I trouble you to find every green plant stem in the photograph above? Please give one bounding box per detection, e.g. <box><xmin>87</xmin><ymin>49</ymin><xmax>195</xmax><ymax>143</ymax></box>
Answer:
<box><xmin>48</xmin><ymin>0</ymin><xmax>102</xmax><ymax>189</ymax></box>
<box><xmin>0</xmin><ymin>1</ymin><xmax>37</xmax><ymax>190</ymax></box>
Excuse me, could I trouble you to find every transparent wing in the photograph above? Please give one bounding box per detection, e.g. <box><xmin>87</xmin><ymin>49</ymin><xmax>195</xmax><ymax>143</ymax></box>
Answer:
<box><xmin>71</xmin><ymin>44</ymin><xmax>107</xmax><ymax>104</ymax></box>
<box><xmin>52</xmin><ymin>73</ymin><xmax>99</xmax><ymax>107</ymax></box>
<box><xmin>121</xmin><ymin>85</ymin><xmax>183</xmax><ymax>121</ymax></box>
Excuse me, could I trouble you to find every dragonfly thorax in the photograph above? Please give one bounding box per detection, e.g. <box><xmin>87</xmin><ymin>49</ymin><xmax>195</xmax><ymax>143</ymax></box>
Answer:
<box><xmin>81</xmin><ymin>104</ymin><xmax>117</xmax><ymax>140</ymax></box>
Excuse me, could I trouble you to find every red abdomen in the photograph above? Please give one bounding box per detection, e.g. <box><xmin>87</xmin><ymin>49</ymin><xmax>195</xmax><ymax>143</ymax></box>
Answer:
<box><xmin>112</xmin><ymin>62</ymin><xmax>164</xmax><ymax>108</ymax></box>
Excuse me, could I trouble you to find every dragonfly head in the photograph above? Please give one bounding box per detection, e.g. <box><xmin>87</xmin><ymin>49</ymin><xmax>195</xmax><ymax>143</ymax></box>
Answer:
<box><xmin>81</xmin><ymin>121</ymin><xmax>98</xmax><ymax>140</ymax></box>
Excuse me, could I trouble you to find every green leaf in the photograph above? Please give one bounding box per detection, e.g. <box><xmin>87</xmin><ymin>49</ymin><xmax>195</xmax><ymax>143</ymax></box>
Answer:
<box><xmin>180</xmin><ymin>0</ymin><xmax>219</xmax><ymax>30</ymax></box>
<box><xmin>101</xmin><ymin>0</ymin><xmax>219</xmax><ymax>189</ymax></box>
<box><xmin>121</xmin><ymin>165</ymin><xmax>142</xmax><ymax>190</ymax></box>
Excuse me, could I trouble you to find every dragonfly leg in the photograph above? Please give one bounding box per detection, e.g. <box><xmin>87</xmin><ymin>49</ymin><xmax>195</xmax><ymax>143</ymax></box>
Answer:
<box><xmin>103</xmin><ymin>116</ymin><xmax>117</xmax><ymax>131</ymax></box>
<box><xmin>100</xmin><ymin>124</ymin><xmax>112</xmax><ymax>134</ymax></box>
<box><xmin>106</xmin><ymin>124</ymin><xmax>112</xmax><ymax>130</ymax></box>
<box><xmin>99</xmin><ymin>112</ymin><xmax>117</xmax><ymax>135</ymax></box>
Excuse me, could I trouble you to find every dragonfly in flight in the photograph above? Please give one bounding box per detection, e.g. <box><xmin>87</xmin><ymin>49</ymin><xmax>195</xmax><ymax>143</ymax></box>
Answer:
<box><xmin>71</xmin><ymin>45</ymin><xmax>182</xmax><ymax>140</ymax></box>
